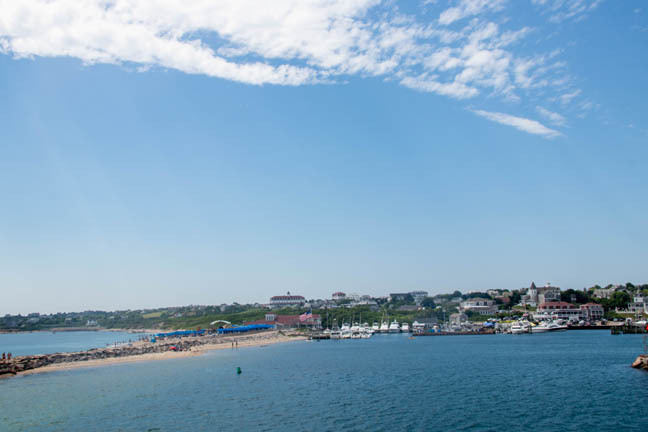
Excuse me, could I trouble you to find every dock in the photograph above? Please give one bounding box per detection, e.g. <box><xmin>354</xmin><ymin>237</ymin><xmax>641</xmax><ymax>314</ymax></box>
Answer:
<box><xmin>413</xmin><ymin>330</ymin><xmax>495</xmax><ymax>336</ymax></box>
<box><xmin>567</xmin><ymin>325</ymin><xmax>612</xmax><ymax>330</ymax></box>
<box><xmin>611</xmin><ymin>324</ymin><xmax>648</xmax><ymax>334</ymax></box>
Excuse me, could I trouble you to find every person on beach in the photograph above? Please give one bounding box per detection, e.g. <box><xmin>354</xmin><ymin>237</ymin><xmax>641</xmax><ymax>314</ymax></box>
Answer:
<box><xmin>7</xmin><ymin>353</ymin><xmax>12</xmax><ymax>361</ymax></box>
<box><xmin>1</xmin><ymin>353</ymin><xmax>5</xmax><ymax>362</ymax></box>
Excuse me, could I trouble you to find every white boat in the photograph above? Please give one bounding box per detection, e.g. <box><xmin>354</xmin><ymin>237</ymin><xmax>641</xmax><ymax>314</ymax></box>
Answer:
<box><xmin>340</xmin><ymin>323</ymin><xmax>351</xmax><ymax>339</ymax></box>
<box><xmin>372</xmin><ymin>322</ymin><xmax>380</xmax><ymax>332</ymax></box>
<box><xmin>330</xmin><ymin>330</ymin><xmax>341</xmax><ymax>339</ymax></box>
<box><xmin>388</xmin><ymin>320</ymin><xmax>400</xmax><ymax>333</ymax></box>
<box><xmin>401</xmin><ymin>322</ymin><xmax>410</xmax><ymax>333</ymax></box>
<box><xmin>531</xmin><ymin>321</ymin><xmax>567</xmax><ymax>333</ymax></box>
<box><xmin>546</xmin><ymin>321</ymin><xmax>568</xmax><ymax>331</ymax></box>
<box><xmin>380</xmin><ymin>321</ymin><xmax>389</xmax><ymax>333</ymax></box>
<box><xmin>511</xmin><ymin>321</ymin><xmax>530</xmax><ymax>334</ymax></box>
<box><xmin>412</xmin><ymin>321</ymin><xmax>425</xmax><ymax>333</ymax></box>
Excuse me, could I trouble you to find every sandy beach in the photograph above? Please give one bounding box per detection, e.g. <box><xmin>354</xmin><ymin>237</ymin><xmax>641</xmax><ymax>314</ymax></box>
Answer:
<box><xmin>12</xmin><ymin>331</ymin><xmax>307</xmax><ymax>377</ymax></box>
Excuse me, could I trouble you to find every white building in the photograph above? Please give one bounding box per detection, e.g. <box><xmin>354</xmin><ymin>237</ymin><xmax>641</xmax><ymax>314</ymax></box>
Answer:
<box><xmin>534</xmin><ymin>302</ymin><xmax>581</xmax><ymax>322</ymax></box>
<box><xmin>627</xmin><ymin>295</ymin><xmax>646</xmax><ymax>314</ymax></box>
<box><xmin>522</xmin><ymin>282</ymin><xmax>561</xmax><ymax>307</ymax></box>
<box><xmin>460</xmin><ymin>298</ymin><xmax>497</xmax><ymax>315</ymax></box>
<box><xmin>332</xmin><ymin>291</ymin><xmax>346</xmax><ymax>301</ymax></box>
<box><xmin>269</xmin><ymin>292</ymin><xmax>306</xmax><ymax>307</ymax></box>
<box><xmin>592</xmin><ymin>287</ymin><xmax>616</xmax><ymax>299</ymax></box>
<box><xmin>409</xmin><ymin>290</ymin><xmax>429</xmax><ymax>304</ymax></box>
<box><xmin>486</xmin><ymin>289</ymin><xmax>501</xmax><ymax>298</ymax></box>
<box><xmin>580</xmin><ymin>303</ymin><xmax>604</xmax><ymax>321</ymax></box>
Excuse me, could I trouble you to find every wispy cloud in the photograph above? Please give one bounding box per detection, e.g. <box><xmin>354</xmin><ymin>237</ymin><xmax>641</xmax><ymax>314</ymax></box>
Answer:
<box><xmin>532</xmin><ymin>0</ymin><xmax>604</xmax><ymax>23</ymax></box>
<box><xmin>438</xmin><ymin>0</ymin><xmax>507</xmax><ymax>25</ymax></box>
<box><xmin>401</xmin><ymin>75</ymin><xmax>479</xmax><ymax>99</ymax></box>
<box><xmin>0</xmin><ymin>0</ymin><xmax>595</xmax><ymax>135</ymax></box>
<box><xmin>558</xmin><ymin>89</ymin><xmax>582</xmax><ymax>105</ymax></box>
<box><xmin>472</xmin><ymin>109</ymin><xmax>562</xmax><ymax>138</ymax></box>
<box><xmin>536</xmin><ymin>106</ymin><xmax>567</xmax><ymax>126</ymax></box>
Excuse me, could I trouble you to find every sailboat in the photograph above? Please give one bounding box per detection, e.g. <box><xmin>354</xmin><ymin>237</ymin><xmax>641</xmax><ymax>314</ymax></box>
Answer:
<box><xmin>380</xmin><ymin>313</ymin><xmax>389</xmax><ymax>333</ymax></box>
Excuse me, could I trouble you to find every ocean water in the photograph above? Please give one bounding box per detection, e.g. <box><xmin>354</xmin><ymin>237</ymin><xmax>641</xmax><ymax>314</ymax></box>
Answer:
<box><xmin>0</xmin><ymin>331</ymin><xmax>147</xmax><ymax>356</ymax></box>
<box><xmin>1</xmin><ymin>331</ymin><xmax>646</xmax><ymax>431</ymax></box>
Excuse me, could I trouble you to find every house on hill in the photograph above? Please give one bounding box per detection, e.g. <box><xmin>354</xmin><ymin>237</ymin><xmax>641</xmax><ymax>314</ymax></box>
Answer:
<box><xmin>269</xmin><ymin>292</ymin><xmax>306</xmax><ymax>308</ymax></box>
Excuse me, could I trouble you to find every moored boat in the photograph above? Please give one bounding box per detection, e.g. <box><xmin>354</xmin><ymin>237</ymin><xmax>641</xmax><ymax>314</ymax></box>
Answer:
<box><xmin>388</xmin><ymin>320</ymin><xmax>400</xmax><ymax>333</ymax></box>
<box><xmin>380</xmin><ymin>321</ymin><xmax>389</xmax><ymax>333</ymax></box>
<box><xmin>531</xmin><ymin>321</ymin><xmax>568</xmax><ymax>333</ymax></box>
<box><xmin>511</xmin><ymin>321</ymin><xmax>530</xmax><ymax>334</ymax></box>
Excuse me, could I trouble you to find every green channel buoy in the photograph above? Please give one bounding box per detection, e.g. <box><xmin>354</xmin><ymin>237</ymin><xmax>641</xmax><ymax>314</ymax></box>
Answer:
<box><xmin>236</xmin><ymin>367</ymin><xmax>242</xmax><ymax>374</ymax></box>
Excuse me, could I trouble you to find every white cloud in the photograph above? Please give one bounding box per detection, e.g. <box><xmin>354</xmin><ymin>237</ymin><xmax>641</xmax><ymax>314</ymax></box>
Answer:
<box><xmin>438</xmin><ymin>0</ymin><xmax>507</xmax><ymax>25</ymax></box>
<box><xmin>532</xmin><ymin>0</ymin><xmax>604</xmax><ymax>23</ymax></box>
<box><xmin>0</xmin><ymin>1</ymin><xmax>552</xmax><ymax>95</ymax></box>
<box><xmin>536</xmin><ymin>106</ymin><xmax>566</xmax><ymax>126</ymax></box>
<box><xmin>0</xmin><ymin>0</ymin><xmax>590</xmax><ymax>133</ymax></box>
<box><xmin>401</xmin><ymin>75</ymin><xmax>479</xmax><ymax>99</ymax></box>
<box><xmin>472</xmin><ymin>109</ymin><xmax>562</xmax><ymax>138</ymax></box>
<box><xmin>559</xmin><ymin>89</ymin><xmax>582</xmax><ymax>105</ymax></box>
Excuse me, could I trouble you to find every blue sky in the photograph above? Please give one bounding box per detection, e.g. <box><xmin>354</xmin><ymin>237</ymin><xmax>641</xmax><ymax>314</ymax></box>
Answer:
<box><xmin>1</xmin><ymin>0</ymin><xmax>647</xmax><ymax>314</ymax></box>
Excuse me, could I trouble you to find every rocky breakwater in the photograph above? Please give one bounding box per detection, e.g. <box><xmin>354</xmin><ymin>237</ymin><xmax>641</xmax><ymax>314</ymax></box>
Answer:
<box><xmin>631</xmin><ymin>354</ymin><xmax>648</xmax><ymax>371</ymax></box>
<box><xmin>0</xmin><ymin>337</ymin><xmax>209</xmax><ymax>377</ymax></box>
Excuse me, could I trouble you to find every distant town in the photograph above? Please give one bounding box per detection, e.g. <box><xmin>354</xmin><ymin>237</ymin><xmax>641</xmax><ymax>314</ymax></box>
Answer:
<box><xmin>2</xmin><ymin>282</ymin><xmax>647</xmax><ymax>333</ymax></box>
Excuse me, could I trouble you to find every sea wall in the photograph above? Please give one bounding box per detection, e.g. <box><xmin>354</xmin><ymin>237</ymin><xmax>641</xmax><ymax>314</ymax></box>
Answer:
<box><xmin>631</xmin><ymin>355</ymin><xmax>648</xmax><ymax>371</ymax></box>
<box><xmin>0</xmin><ymin>331</ymin><xmax>277</xmax><ymax>377</ymax></box>
<box><xmin>0</xmin><ymin>339</ymin><xmax>199</xmax><ymax>376</ymax></box>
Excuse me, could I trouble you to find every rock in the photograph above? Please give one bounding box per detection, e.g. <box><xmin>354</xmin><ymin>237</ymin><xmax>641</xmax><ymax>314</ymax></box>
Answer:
<box><xmin>631</xmin><ymin>355</ymin><xmax>648</xmax><ymax>370</ymax></box>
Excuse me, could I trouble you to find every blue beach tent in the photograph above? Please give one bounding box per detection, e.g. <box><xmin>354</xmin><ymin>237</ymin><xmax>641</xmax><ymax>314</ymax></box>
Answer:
<box><xmin>217</xmin><ymin>324</ymin><xmax>274</xmax><ymax>334</ymax></box>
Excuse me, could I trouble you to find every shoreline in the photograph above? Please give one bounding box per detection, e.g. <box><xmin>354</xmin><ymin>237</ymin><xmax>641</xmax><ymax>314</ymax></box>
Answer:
<box><xmin>3</xmin><ymin>331</ymin><xmax>307</xmax><ymax>378</ymax></box>
<box><xmin>0</xmin><ymin>328</ymin><xmax>160</xmax><ymax>335</ymax></box>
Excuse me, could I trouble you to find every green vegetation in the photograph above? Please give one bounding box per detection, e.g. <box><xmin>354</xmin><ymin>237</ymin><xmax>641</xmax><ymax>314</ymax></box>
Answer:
<box><xmin>2</xmin><ymin>281</ymin><xmax>647</xmax><ymax>332</ymax></box>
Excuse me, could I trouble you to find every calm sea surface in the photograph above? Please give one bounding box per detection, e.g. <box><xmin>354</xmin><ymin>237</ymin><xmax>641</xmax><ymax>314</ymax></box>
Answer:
<box><xmin>1</xmin><ymin>331</ymin><xmax>647</xmax><ymax>431</ymax></box>
<box><xmin>0</xmin><ymin>331</ymin><xmax>147</xmax><ymax>356</ymax></box>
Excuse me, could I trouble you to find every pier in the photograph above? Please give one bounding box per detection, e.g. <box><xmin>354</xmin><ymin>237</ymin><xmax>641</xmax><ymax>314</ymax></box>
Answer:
<box><xmin>413</xmin><ymin>330</ymin><xmax>496</xmax><ymax>336</ymax></box>
<box><xmin>610</xmin><ymin>324</ymin><xmax>648</xmax><ymax>335</ymax></box>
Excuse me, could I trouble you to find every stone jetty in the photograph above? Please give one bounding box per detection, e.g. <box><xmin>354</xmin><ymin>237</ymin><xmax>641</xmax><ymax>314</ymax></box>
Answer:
<box><xmin>631</xmin><ymin>355</ymin><xmax>648</xmax><ymax>371</ymax></box>
<box><xmin>0</xmin><ymin>330</ymin><xmax>289</xmax><ymax>377</ymax></box>
<box><xmin>0</xmin><ymin>339</ymin><xmax>199</xmax><ymax>377</ymax></box>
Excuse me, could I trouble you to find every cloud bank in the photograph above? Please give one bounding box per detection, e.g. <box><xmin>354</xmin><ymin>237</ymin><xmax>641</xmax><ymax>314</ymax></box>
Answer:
<box><xmin>0</xmin><ymin>0</ymin><xmax>599</xmax><ymax>137</ymax></box>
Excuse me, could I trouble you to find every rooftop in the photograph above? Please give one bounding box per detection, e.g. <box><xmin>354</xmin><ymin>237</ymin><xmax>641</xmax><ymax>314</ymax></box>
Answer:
<box><xmin>538</xmin><ymin>301</ymin><xmax>577</xmax><ymax>309</ymax></box>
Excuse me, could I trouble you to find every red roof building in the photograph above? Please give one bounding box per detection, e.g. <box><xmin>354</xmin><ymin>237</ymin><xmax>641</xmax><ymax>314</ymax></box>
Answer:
<box><xmin>245</xmin><ymin>313</ymin><xmax>321</xmax><ymax>329</ymax></box>
<box><xmin>538</xmin><ymin>301</ymin><xmax>578</xmax><ymax>310</ymax></box>
<box><xmin>535</xmin><ymin>301</ymin><xmax>580</xmax><ymax>321</ymax></box>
